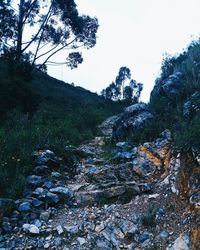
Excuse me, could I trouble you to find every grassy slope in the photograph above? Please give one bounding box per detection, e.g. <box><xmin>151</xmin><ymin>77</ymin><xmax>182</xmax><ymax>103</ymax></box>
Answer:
<box><xmin>0</xmin><ymin>63</ymin><xmax>125</xmax><ymax>198</ymax></box>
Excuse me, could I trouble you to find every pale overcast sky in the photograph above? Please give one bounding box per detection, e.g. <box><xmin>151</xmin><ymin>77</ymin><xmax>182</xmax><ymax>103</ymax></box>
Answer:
<box><xmin>47</xmin><ymin>0</ymin><xmax>200</xmax><ymax>102</ymax></box>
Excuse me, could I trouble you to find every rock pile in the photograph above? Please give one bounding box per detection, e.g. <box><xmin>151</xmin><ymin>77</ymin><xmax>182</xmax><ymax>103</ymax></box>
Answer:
<box><xmin>0</xmin><ymin>129</ymin><xmax>199</xmax><ymax>249</ymax></box>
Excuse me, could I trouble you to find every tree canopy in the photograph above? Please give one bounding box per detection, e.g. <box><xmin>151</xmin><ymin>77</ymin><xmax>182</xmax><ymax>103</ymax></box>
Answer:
<box><xmin>0</xmin><ymin>0</ymin><xmax>99</xmax><ymax>71</ymax></box>
<box><xmin>101</xmin><ymin>66</ymin><xmax>143</xmax><ymax>103</ymax></box>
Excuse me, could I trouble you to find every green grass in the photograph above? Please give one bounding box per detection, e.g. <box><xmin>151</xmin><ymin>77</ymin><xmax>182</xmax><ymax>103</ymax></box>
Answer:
<box><xmin>140</xmin><ymin>206</ymin><xmax>157</xmax><ymax>227</ymax></box>
<box><xmin>0</xmin><ymin>60</ymin><xmax>126</xmax><ymax>199</ymax></box>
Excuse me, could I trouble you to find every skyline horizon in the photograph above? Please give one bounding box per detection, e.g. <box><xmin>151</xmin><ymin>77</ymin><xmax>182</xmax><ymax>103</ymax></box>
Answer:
<box><xmin>46</xmin><ymin>0</ymin><xmax>200</xmax><ymax>102</ymax></box>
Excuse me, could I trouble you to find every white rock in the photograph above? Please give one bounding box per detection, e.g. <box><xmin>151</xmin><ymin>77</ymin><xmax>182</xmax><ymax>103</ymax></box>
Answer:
<box><xmin>166</xmin><ymin>233</ymin><xmax>190</xmax><ymax>250</ymax></box>
<box><xmin>22</xmin><ymin>224</ymin><xmax>40</xmax><ymax>234</ymax></box>
<box><xmin>44</xmin><ymin>243</ymin><xmax>50</xmax><ymax>249</ymax></box>
<box><xmin>77</xmin><ymin>237</ymin><xmax>86</xmax><ymax>245</ymax></box>
<box><xmin>56</xmin><ymin>225</ymin><xmax>64</xmax><ymax>235</ymax></box>
<box><xmin>22</xmin><ymin>224</ymin><xmax>31</xmax><ymax>232</ymax></box>
<box><xmin>148</xmin><ymin>194</ymin><xmax>160</xmax><ymax>199</ymax></box>
<box><xmin>29</xmin><ymin>225</ymin><xmax>40</xmax><ymax>234</ymax></box>
<box><xmin>95</xmin><ymin>222</ymin><xmax>105</xmax><ymax>233</ymax></box>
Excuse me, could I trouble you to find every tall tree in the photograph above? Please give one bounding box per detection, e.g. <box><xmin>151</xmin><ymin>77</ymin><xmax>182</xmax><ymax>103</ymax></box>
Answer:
<box><xmin>115</xmin><ymin>66</ymin><xmax>131</xmax><ymax>99</ymax></box>
<box><xmin>101</xmin><ymin>66</ymin><xmax>143</xmax><ymax>103</ymax></box>
<box><xmin>0</xmin><ymin>0</ymin><xmax>98</xmax><ymax>71</ymax></box>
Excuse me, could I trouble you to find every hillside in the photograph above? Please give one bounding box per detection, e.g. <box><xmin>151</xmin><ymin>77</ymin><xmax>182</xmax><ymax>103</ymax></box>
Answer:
<box><xmin>0</xmin><ymin>60</ymin><xmax>125</xmax><ymax>199</ymax></box>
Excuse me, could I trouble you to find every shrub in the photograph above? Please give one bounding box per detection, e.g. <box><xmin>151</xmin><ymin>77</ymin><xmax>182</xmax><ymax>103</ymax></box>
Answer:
<box><xmin>141</xmin><ymin>206</ymin><xmax>157</xmax><ymax>227</ymax></box>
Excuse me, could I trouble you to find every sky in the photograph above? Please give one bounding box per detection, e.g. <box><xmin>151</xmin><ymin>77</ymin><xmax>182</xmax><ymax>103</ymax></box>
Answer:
<box><xmin>47</xmin><ymin>0</ymin><xmax>200</xmax><ymax>102</ymax></box>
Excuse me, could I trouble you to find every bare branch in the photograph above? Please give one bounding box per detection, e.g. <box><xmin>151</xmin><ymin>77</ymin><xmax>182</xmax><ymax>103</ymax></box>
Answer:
<box><xmin>37</xmin><ymin>39</ymin><xmax>76</xmax><ymax>71</ymax></box>
<box><xmin>35</xmin><ymin>43</ymin><xmax>60</xmax><ymax>61</ymax></box>
<box><xmin>22</xmin><ymin>0</ymin><xmax>53</xmax><ymax>53</ymax></box>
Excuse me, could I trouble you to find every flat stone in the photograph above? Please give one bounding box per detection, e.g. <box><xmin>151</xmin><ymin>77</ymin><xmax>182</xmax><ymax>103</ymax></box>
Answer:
<box><xmin>32</xmin><ymin>198</ymin><xmax>43</xmax><ymax>207</ymax></box>
<box><xmin>160</xmin><ymin>230</ymin><xmax>169</xmax><ymax>239</ymax></box>
<box><xmin>33</xmin><ymin>165</ymin><xmax>49</xmax><ymax>175</ymax></box>
<box><xmin>51</xmin><ymin>171</ymin><xmax>61</xmax><ymax>178</ymax></box>
<box><xmin>50</xmin><ymin>187</ymin><xmax>72</xmax><ymax>199</ymax></box>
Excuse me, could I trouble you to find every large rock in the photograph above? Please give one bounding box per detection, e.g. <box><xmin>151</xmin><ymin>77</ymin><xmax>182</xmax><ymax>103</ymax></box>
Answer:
<box><xmin>75</xmin><ymin>182</ymin><xmax>147</xmax><ymax>206</ymax></box>
<box><xmin>49</xmin><ymin>187</ymin><xmax>73</xmax><ymax>203</ymax></box>
<box><xmin>46</xmin><ymin>192</ymin><xmax>60</xmax><ymax>204</ymax></box>
<box><xmin>98</xmin><ymin>114</ymin><xmax>122</xmax><ymax>137</ymax></box>
<box><xmin>151</xmin><ymin>72</ymin><xmax>184</xmax><ymax>100</ymax></box>
<box><xmin>18</xmin><ymin>201</ymin><xmax>32</xmax><ymax>212</ymax></box>
<box><xmin>33</xmin><ymin>150</ymin><xmax>60</xmax><ymax>168</ymax></box>
<box><xmin>112</xmin><ymin>103</ymin><xmax>154</xmax><ymax>140</ymax></box>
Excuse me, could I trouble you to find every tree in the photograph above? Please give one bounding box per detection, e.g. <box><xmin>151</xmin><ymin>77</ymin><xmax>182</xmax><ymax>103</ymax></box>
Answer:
<box><xmin>130</xmin><ymin>80</ymin><xmax>143</xmax><ymax>103</ymax></box>
<box><xmin>0</xmin><ymin>0</ymin><xmax>99</xmax><ymax>72</ymax></box>
<box><xmin>115</xmin><ymin>66</ymin><xmax>131</xmax><ymax>99</ymax></box>
<box><xmin>101</xmin><ymin>66</ymin><xmax>143</xmax><ymax>103</ymax></box>
<box><xmin>124</xmin><ymin>85</ymin><xmax>133</xmax><ymax>101</ymax></box>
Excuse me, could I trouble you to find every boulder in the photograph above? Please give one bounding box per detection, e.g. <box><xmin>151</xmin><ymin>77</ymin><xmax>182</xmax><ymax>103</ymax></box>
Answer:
<box><xmin>49</xmin><ymin>187</ymin><xmax>73</xmax><ymax>200</ymax></box>
<box><xmin>151</xmin><ymin>72</ymin><xmax>184</xmax><ymax>100</ymax></box>
<box><xmin>33</xmin><ymin>149</ymin><xmax>60</xmax><ymax>168</ymax></box>
<box><xmin>75</xmin><ymin>182</ymin><xmax>142</xmax><ymax>206</ymax></box>
<box><xmin>46</xmin><ymin>192</ymin><xmax>60</xmax><ymax>204</ymax></box>
<box><xmin>112</xmin><ymin>103</ymin><xmax>154</xmax><ymax>140</ymax></box>
<box><xmin>18</xmin><ymin>201</ymin><xmax>32</xmax><ymax>212</ymax></box>
<box><xmin>98</xmin><ymin>114</ymin><xmax>122</xmax><ymax>137</ymax></box>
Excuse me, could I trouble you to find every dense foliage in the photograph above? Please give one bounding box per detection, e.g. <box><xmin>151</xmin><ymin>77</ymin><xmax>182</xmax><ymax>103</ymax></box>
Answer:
<box><xmin>0</xmin><ymin>61</ymin><xmax>125</xmax><ymax>198</ymax></box>
<box><xmin>149</xmin><ymin>39</ymin><xmax>200</xmax><ymax>149</ymax></box>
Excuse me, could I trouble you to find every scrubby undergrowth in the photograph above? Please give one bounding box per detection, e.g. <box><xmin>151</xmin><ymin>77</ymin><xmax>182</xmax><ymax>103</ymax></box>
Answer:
<box><xmin>0</xmin><ymin>60</ymin><xmax>125</xmax><ymax>199</ymax></box>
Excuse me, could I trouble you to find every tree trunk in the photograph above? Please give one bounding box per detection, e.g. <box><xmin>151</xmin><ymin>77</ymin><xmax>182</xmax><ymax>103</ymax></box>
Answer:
<box><xmin>16</xmin><ymin>0</ymin><xmax>24</xmax><ymax>63</ymax></box>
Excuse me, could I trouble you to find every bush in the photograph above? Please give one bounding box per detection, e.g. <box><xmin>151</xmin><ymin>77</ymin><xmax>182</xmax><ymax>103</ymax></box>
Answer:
<box><xmin>141</xmin><ymin>206</ymin><xmax>157</xmax><ymax>227</ymax></box>
<box><xmin>149</xmin><ymin>38</ymin><xmax>200</xmax><ymax>150</ymax></box>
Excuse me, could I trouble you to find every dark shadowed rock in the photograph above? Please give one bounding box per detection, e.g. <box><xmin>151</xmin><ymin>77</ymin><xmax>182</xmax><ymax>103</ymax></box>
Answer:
<box><xmin>33</xmin><ymin>165</ymin><xmax>49</xmax><ymax>175</ymax></box>
<box><xmin>46</xmin><ymin>192</ymin><xmax>60</xmax><ymax>204</ymax></box>
<box><xmin>112</xmin><ymin>103</ymin><xmax>154</xmax><ymax>140</ymax></box>
<box><xmin>151</xmin><ymin>72</ymin><xmax>184</xmax><ymax>100</ymax></box>
<box><xmin>18</xmin><ymin>201</ymin><xmax>32</xmax><ymax>212</ymax></box>
<box><xmin>34</xmin><ymin>150</ymin><xmax>60</xmax><ymax>168</ymax></box>
<box><xmin>49</xmin><ymin>187</ymin><xmax>73</xmax><ymax>200</ymax></box>
<box><xmin>26</xmin><ymin>175</ymin><xmax>42</xmax><ymax>188</ymax></box>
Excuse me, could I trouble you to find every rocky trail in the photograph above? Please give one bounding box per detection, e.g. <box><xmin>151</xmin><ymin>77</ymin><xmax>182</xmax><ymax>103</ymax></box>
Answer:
<box><xmin>0</xmin><ymin>120</ymin><xmax>199</xmax><ymax>249</ymax></box>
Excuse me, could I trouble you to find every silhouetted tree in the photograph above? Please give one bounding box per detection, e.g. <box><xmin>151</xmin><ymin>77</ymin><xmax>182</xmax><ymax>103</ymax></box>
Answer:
<box><xmin>101</xmin><ymin>66</ymin><xmax>143</xmax><ymax>103</ymax></box>
<box><xmin>0</xmin><ymin>0</ymin><xmax>99</xmax><ymax>72</ymax></box>
<box><xmin>124</xmin><ymin>85</ymin><xmax>133</xmax><ymax>101</ymax></box>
